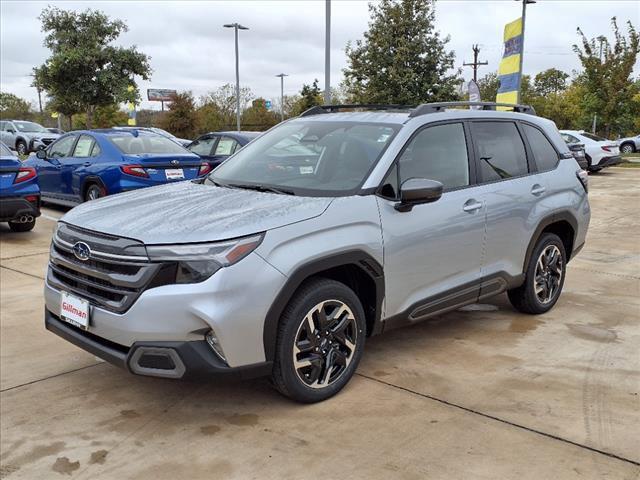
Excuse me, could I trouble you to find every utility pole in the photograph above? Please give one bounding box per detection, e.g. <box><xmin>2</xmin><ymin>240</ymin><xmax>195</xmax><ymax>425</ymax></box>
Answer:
<box><xmin>593</xmin><ymin>37</ymin><xmax>605</xmax><ymax>133</ymax></box>
<box><xmin>29</xmin><ymin>73</ymin><xmax>43</xmax><ymax>114</ymax></box>
<box><xmin>223</xmin><ymin>22</ymin><xmax>249</xmax><ymax>132</ymax></box>
<box><xmin>516</xmin><ymin>0</ymin><xmax>536</xmax><ymax>104</ymax></box>
<box><xmin>324</xmin><ymin>0</ymin><xmax>331</xmax><ymax>105</ymax></box>
<box><xmin>463</xmin><ymin>45</ymin><xmax>488</xmax><ymax>82</ymax></box>
<box><xmin>275</xmin><ymin>73</ymin><xmax>288</xmax><ymax>122</ymax></box>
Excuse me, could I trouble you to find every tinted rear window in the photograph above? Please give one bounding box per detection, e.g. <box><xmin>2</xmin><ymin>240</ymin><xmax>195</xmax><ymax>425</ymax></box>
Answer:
<box><xmin>473</xmin><ymin>122</ymin><xmax>528</xmax><ymax>182</ymax></box>
<box><xmin>108</xmin><ymin>133</ymin><xmax>187</xmax><ymax>155</ymax></box>
<box><xmin>523</xmin><ymin>124</ymin><xmax>559</xmax><ymax>172</ymax></box>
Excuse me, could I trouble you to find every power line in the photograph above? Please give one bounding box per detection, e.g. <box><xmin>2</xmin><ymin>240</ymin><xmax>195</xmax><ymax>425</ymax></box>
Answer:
<box><xmin>462</xmin><ymin>44</ymin><xmax>488</xmax><ymax>82</ymax></box>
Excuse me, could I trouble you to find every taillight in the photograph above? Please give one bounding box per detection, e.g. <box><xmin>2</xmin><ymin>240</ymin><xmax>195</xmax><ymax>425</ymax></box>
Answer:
<box><xmin>198</xmin><ymin>163</ymin><xmax>212</xmax><ymax>176</ymax></box>
<box><xmin>121</xmin><ymin>165</ymin><xmax>148</xmax><ymax>177</ymax></box>
<box><xmin>25</xmin><ymin>195</ymin><xmax>39</xmax><ymax>203</ymax></box>
<box><xmin>14</xmin><ymin>167</ymin><xmax>37</xmax><ymax>184</ymax></box>
<box><xmin>576</xmin><ymin>169</ymin><xmax>588</xmax><ymax>193</ymax></box>
<box><xmin>601</xmin><ymin>146</ymin><xmax>612</xmax><ymax>152</ymax></box>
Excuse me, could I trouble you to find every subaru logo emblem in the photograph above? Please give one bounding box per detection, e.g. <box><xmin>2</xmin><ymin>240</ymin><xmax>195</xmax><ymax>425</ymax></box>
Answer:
<box><xmin>72</xmin><ymin>242</ymin><xmax>91</xmax><ymax>261</ymax></box>
<box><xmin>170</xmin><ymin>159</ymin><xmax>179</xmax><ymax>166</ymax></box>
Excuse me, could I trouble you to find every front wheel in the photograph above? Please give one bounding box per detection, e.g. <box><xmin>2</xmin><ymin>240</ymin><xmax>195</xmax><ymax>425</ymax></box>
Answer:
<box><xmin>620</xmin><ymin>143</ymin><xmax>635</xmax><ymax>154</ymax></box>
<box><xmin>271</xmin><ymin>278</ymin><xmax>366</xmax><ymax>403</ymax></box>
<box><xmin>15</xmin><ymin>140</ymin><xmax>27</xmax><ymax>156</ymax></box>
<box><xmin>508</xmin><ymin>233</ymin><xmax>566</xmax><ymax>314</ymax></box>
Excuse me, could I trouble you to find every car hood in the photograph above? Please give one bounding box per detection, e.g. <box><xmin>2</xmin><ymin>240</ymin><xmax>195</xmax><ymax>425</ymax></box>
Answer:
<box><xmin>22</xmin><ymin>131</ymin><xmax>59</xmax><ymax>141</ymax></box>
<box><xmin>60</xmin><ymin>181</ymin><xmax>333</xmax><ymax>245</ymax></box>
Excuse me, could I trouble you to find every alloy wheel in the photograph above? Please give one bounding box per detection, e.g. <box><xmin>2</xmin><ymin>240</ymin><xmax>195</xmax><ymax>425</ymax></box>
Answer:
<box><xmin>534</xmin><ymin>245</ymin><xmax>563</xmax><ymax>304</ymax></box>
<box><xmin>292</xmin><ymin>300</ymin><xmax>358</xmax><ymax>389</ymax></box>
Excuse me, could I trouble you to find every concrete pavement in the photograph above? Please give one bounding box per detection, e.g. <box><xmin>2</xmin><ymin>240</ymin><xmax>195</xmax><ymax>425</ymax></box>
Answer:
<box><xmin>1</xmin><ymin>168</ymin><xmax>638</xmax><ymax>479</ymax></box>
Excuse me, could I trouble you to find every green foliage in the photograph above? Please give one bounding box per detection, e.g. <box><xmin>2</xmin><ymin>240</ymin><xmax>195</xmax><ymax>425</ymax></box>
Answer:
<box><xmin>159</xmin><ymin>92</ymin><xmax>198</xmax><ymax>139</ymax></box>
<box><xmin>199</xmin><ymin>84</ymin><xmax>254</xmax><ymax>129</ymax></box>
<box><xmin>533</xmin><ymin>68</ymin><xmax>570</xmax><ymax>96</ymax></box>
<box><xmin>343</xmin><ymin>0</ymin><xmax>461</xmax><ymax>104</ymax></box>
<box><xmin>289</xmin><ymin>79</ymin><xmax>323</xmax><ymax>116</ymax></box>
<box><xmin>242</xmin><ymin>98</ymin><xmax>279</xmax><ymax>130</ymax></box>
<box><xmin>33</xmin><ymin>6</ymin><xmax>152</xmax><ymax>129</ymax></box>
<box><xmin>0</xmin><ymin>92</ymin><xmax>33</xmax><ymax>120</ymax></box>
<box><xmin>573</xmin><ymin>17</ymin><xmax>639</xmax><ymax>137</ymax></box>
<box><xmin>476</xmin><ymin>73</ymin><xmax>499</xmax><ymax>102</ymax></box>
<box><xmin>72</xmin><ymin>104</ymin><xmax>128</xmax><ymax>129</ymax></box>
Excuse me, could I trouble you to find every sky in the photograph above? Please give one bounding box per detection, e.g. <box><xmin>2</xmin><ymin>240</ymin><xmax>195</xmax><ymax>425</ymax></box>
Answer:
<box><xmin>1</xmin><ymin>0</ymin><xmax>638</xmax><ymax>111</ymax></box>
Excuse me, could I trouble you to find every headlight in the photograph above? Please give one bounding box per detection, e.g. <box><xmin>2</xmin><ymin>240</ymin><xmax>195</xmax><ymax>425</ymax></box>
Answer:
<box><xmin>146</xmin><ymin>233</ymin><xmax>264</xmax><ymax>284</ymax></box>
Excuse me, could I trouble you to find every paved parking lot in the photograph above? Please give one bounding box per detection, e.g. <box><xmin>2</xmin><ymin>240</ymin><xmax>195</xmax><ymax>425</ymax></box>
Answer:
<box><xmin>1</xmin><ymin>168</ymin><xmax>638</xmax><ymax>479</ymax></box>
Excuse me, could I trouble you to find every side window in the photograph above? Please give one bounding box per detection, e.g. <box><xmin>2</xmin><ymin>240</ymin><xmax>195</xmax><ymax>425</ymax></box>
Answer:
<box><xmin>48</xmin><ymin>135</ymin><xmax>77</xmax><ymax>158</ymax></box>
<box><xmin>188</xmin><ymin>137</ymin><xmax>217</xmax><ymax>156</ymax></box>
<box><xmin>379</xmin><ymin>164</ymin><xmax>399</xmax><ymax>199</ymax></box>
<box><xmin>72</xmin><ymin>135</ymin><xmax>95</xmax><ymax>158</ymax></box>
<box><xmin>215</xmin><ymin>137</ymin><xmax>238</xmax><ymax>156</ymax></box>
<box><xmin>90</xmin><ymin>142</ymin><xmax>102</xmax><ymax>157</ymax></box>
<box><xmin>473</xmin><ymin>122</ymin><xmax>528</xmax><ymax>182</ymax></box>
<box><xmin>0</xmin><ymin>121</ymin><xmax>6</xmax><ymax>131</ymax></box>
<box><xmin>398</xmin><ymin>123</ymin><xmax>470</xmax><ymax>190</ymax></box>
<box><xmin>522</xmin><ymin>124</ymin><xmax>559</xmax><ymax>172</ymax></box>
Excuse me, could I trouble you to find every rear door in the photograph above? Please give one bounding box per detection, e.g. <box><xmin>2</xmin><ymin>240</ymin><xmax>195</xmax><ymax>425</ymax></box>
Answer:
<box><xmin>378</xmin><ymin>121</ymin><xmax>486</xmax><ymax>322</ymax></box>
<box><xmin>471</xmin><ymin>120</ymin><xmax>548</xmax><ymax>289</ymax></box>
<box><xmin>38</xmin><ymin>134</ymin><xmax>78</xmax><ymax>197</ymax></box>
<box><xmin>208</xmin><ymin>136</ymin><xmax>240</xmax><ymax>168</ymax></box>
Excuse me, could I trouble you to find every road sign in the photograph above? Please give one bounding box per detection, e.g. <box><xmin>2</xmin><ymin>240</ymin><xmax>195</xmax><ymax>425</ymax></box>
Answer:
<box><xmin>265</xmin><ymin>100</ymin><xmax>272</xmax><ymax>111</ymax></box>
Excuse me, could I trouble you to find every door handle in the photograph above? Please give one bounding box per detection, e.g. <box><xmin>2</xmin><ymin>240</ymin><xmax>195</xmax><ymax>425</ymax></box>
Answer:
<box><xmin>83</xmin><ymin>162</ymin><xmax>91</xmax><ymax>167</ymax></box>
<box><xmin>463</xmin><ymin>199</ymin><xmax>483</xmax><ymax>213</ymax></box>
<box><xmin>531</xmin><ymin>184</ymin><xmax>546</xmax><ymax>196</ymax></box>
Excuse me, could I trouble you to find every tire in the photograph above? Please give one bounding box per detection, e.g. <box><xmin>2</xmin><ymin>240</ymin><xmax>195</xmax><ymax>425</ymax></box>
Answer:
<box><xmin>620</xmin><ymin>143</ymin><xmax>635</xmax><ymax>154</ymax></box>
<box><xmin>84</xmin><ymin>183</ymin><xmax>106</xmax><ymax>202</ymax></box>
<box><xmin>9</xmin><ymin>219</ymin><xmax>36</xmax><ymax>232</ymax></box>
<box><xmin>508</xmin><ymin>233</ymin><xmax>566</xmax><ymax>314</ymax></box>
<box><xmin>15</xmin><ymin>140</ymin><xmax>27</xmax><ymax>156</ymax></box>
<box><xmin>271</xmin><ymin>278</ymin><xmax>366</xmax><ymax>403</ymax></box>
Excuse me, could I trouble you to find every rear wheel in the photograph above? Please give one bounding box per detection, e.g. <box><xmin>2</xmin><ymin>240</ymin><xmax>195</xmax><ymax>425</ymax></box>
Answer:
<box><xmin>508</xmin><ymin>233</ymin><xmax>566</xmax><ymax>314</ymax></box>
<box><xmin>9</xmin><ymin>219</ymin><xmax>36</xmax><ymax>232</ymax></box>
<box><xmin>84</xmin><ymin>183</ymin><xmax>105</xmax><ymax>202</ymax></box>
<box><xmin>271</xmin><ymin>278</ymin><xmax>366</xmax><ymax>403</ymax></box>
<box><xmin>15</xmin><ymin>140</ymin><xmax>27</xmax><ymax>156</ymax></box>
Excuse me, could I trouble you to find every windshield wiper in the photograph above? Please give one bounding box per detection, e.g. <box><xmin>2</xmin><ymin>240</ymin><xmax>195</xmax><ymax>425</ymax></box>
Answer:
<box><xmin>228</xmin><ymin>183</ymin><xmax>295</xmax><ymax>195</ymax></box>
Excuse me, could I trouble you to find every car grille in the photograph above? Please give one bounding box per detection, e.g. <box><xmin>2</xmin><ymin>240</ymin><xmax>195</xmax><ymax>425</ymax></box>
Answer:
<box><xmin>47</xmin><ymin>223</ymin><xmax>173</xmax><ymax>313</ymax></box>
<box><xmin>41</xmin><ymin>138</ymin><xmax>55</xmax><ymax>145</ymax></box>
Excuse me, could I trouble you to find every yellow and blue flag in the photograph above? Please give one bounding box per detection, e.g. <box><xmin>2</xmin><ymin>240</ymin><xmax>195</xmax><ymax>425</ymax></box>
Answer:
<box><xmin>496</xmin><ymin>17</ymin><xmax>523</xmax><ymax>107</ymax></box>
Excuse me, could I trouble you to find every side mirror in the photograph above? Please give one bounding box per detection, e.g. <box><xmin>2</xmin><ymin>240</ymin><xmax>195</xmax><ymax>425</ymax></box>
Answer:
<box><xmin>36</xmin><ymin>149</ymin><xmax>47</xmax><ymax>159</ymax></box>
<box><xmin>395</xmin><ymin>178</ymin><xmax>443</xmax><ymax>212</ymax></box>
<box><xmin>7</xmin><ymin>129</ymin><xmax>16</xmax><ymax>134</ymax></box>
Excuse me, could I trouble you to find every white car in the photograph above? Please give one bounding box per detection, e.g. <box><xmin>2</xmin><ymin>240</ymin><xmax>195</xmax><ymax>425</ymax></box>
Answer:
<box><xmin>560</xmin><ymin>130</ymin><xmax>621</xmax><ymax>172</ymax></box>
<box><xmin>618</xmin><ymin>134</ymin><xmax>639</xmax><ymax>154</ymax></box>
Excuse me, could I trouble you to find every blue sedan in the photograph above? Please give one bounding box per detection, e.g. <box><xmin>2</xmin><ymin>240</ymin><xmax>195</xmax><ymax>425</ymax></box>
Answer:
<box><xmin>0</xmin><ymin>142</ymin><xmax>40</xmax><ymax>232</ymax></box>
<box><xmin>187</xmin><ymin>131</ymin><xmax>261</xmax><ymax>170</ymax></box>
<box><xmin>24</xmin><ymin>129</ymin><xmax>210</xmax><ymax>206</ymax></box>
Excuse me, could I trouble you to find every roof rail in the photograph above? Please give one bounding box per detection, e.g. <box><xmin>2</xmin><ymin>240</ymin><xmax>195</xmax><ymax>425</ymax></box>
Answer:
<box><xmin>409</xmin><ymin>101</ymin><xmax>536</xmax><ymax>117</ymax></box>
<box><xmin>299</xmin><ymin>104</ymin><xmax>414</xmax><ymax>117</ymax></box>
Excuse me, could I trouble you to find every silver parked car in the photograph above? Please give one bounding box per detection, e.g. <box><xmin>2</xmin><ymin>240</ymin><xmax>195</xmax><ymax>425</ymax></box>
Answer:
<box><xmin>618</xmin><ymin>134</ymin><xmax>639</xmax><ymax>154</ymax></box>
<box><xmin>0</xmin><ymin>120</ymin><xmax>60</xmax><ymax>155</ymax></box>
<box><xmin>44</xmin><ymin>102</ymin><xmax>590</xmax><ymax>403</ymax></box>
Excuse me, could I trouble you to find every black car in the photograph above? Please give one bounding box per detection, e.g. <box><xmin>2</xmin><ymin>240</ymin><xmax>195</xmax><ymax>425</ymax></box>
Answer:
<box><xmin>187</xmin><ymin>131</ymin><xmax>261</xmax><ymax>169</ymax></box>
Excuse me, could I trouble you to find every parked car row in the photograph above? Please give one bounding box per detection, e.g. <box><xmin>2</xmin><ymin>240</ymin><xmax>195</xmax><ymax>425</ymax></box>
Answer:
<box><xmin>0</xmin><ymin>142</ymin><xmax>40</xmax><ymax>231</ymax></box>
<box><xmin>560</xmin><ymin>130</ymin><xmax>622</xmax><ymax>172</ymax></box>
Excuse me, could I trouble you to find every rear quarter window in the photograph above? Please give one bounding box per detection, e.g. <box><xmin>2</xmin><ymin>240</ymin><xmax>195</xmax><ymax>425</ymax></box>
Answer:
<box><xmin>522</xmin><ymin>124</ymin><xmax>559</xmax><ymax>172</ymax></box>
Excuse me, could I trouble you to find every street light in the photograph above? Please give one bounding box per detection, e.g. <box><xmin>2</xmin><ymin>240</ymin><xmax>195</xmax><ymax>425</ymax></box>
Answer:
<box><xmin>223</xmin><ymin>22</ymin><xmax>249</xmax><ymax>132</ymax></box>
<box><xmin>275</xmin><ymin>73</ymin><xmax>288</xmax><ymax>122</ymax></box>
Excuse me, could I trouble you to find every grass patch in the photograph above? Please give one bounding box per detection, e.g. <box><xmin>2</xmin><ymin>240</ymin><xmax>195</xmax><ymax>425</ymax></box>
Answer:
<box><xmin>621</xmin><ymin>152</ymin><xmax>640</xmax><ymax>159</ymax></box>
<box><xmin>616</xmin><ymin>160</ymin><xmax>640</xmax><ymax>168</ymax></box>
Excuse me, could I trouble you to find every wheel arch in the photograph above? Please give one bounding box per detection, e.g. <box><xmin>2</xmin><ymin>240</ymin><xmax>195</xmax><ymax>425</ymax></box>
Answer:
<box><xmin>263</xmin><ymin>250</ymin><xmax>384</xmax><ymax>362</ymax></box>
<box><xmin>523</xmin><ymin>212</ymin><xmax>578</xmax><ymax>272</ymax></box>
<box><xmin>620</xmin><ymin>141</ymin><xmax>635</xmax><ymax>152</ymax></box>
<box><xmin>81</xmin><ymin>176</ymin><xmax>108</xmax><ymax>200</ymax></box>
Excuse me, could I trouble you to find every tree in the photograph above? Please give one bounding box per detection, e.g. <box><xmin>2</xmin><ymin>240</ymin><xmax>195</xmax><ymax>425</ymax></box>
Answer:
<box><xmin>533</xmin><ymin>68</ymin><xmax>570</xmax><ymax>96</ymax></box>
<box><xmin>343</xmin><ymin>0</ymin><xmax>461</xmax><ymax>104</ymax></box>
<box><xmin>242</xmin><ymin>99</ymin><xmax>279</xmax><ymax>130</ymax></box>
<box><xmin>33</xmin><ymin>7</ymin><xmax>151</xmax><ymax>129</ymax></box>
<box><xmin>290</xmin><ymin>79</ymin><xmax>323</xmax><ymax>116</ymax></box>
<box><xmin>573</xmin><ymin>17</ymin><xmax>639</xmax><ymax>137</ymax></box>
<box><xmin>72</xmin><ymin>104</ymin><xmax>128</xmax><ymax>129</ymax></box>
<box><xmin>476</xmin><ymin>72</ymin><xmax>500</xmax><ymax>102</ymax></box>
<box><xmin>200</xmin><ymin>84</ymin><xmax>254</xmax><ymax>128</ymax></box>
<box><xmin>160</xmin><ymin>92</ymin><xmax>198</xmax><ymax>138</ymax></box>
<box><xmin>0</xmin><ymin>92</ymin><xmax>33</xmax><ymax>120</ymax></box>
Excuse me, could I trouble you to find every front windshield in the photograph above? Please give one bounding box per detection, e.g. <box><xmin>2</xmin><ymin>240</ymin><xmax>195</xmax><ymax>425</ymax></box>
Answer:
<box><xmin>209</xmin><ymin>120</ymin><xmax>399</xmax><ymax>196</ymax></box>
<box><xmin>108</xmin><ymin>132</ymin><xmax>189</xmax><ymax>155</ymax></box>
<box><xmin>0</xmin><ymin>143</ymin><xmax>15</xmax><ymax>156</ymax></box>
<box><xmin>14</xmin><ymin>121</ymin><xmax>47</xmax><ymax>133</ymax></box>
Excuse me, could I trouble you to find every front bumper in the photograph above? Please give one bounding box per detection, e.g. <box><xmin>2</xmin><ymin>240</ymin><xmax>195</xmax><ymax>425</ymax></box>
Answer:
<box><xmin>0</xmin><ymin>196</ymin><xmax>40</xmax><ymax>222</ymax></box>
<box><xmin>45</xmin><ymin>309</ymin><xmax>272</xmax><ymax>380</ymax></box>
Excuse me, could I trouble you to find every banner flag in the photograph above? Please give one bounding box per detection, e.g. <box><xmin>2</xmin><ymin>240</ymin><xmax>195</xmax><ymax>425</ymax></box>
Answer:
<box><xmin>496</xmin><ymin>17</ymin><xmax>523</xmax><ymax>109</ymax></box>
<box><xmin>468</xmin><ymin>80</ymin><xmax>481</xmax><ymax>109</ymax></box>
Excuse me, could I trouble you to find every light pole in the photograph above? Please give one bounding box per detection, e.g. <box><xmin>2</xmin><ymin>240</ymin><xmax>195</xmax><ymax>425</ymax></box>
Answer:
<box><xmin>223</xmin><ymin>22</ymin><xmax>249</xmax><ymax>132</ymax></box>
<box><xmin>275</xmin><ymin>73</ymin><xmax>288</xmax><ymax>122</ymax></box>
<box><xmin>324</xmin><ymin>0</ymin><xmax>331</xmax><ymax>105</ymax></box>
<box><xmin>516</xmin><ymin>0</ymin><xmax>536</xmax><ymax>104</ymax></box>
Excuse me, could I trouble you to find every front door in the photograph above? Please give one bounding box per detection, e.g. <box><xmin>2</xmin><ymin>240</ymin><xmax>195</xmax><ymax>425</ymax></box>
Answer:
<box><xmin>377</xmin><ymin>122</ymin><xmax>486</xmax><ymax>323</ymax></box>
<box><xmin>38</xmin><ymin>134</ymin><xmax>78</xmax><ymax>198</ymax></box>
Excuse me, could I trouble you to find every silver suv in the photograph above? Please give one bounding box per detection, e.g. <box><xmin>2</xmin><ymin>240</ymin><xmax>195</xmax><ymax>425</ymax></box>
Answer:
<box><xmin>44</xmin><ymin>102</ymin><xmax>590</xmax><ymax>403</ymax></box>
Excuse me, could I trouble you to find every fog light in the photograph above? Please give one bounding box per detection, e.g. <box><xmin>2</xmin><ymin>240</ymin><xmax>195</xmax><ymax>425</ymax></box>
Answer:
<box><xmin>206</xmin><ymin>330</ymin><xmax>227</xmax><ymax>362</ymax></box>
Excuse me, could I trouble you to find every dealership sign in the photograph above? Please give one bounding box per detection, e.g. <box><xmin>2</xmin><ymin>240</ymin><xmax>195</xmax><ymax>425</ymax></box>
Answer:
<box><xmin>147</xmin><ymin>89</ymin><xmax>177</xmax><ymax>102</ymax></box>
